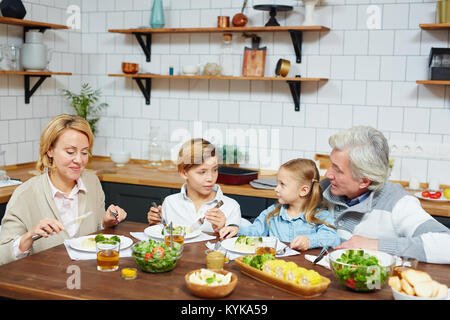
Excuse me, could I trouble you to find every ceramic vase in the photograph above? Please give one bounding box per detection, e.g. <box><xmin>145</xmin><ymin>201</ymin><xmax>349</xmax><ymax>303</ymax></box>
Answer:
<box><xmin>0</xmin><ymin>0</ymin><xmax>26</xmax><ymax>19</ymax></box>
<box><xmin>301</xmin><ymin>0</ymin><xmax>319</xmax><ymax>26</ymax></box>
<box><xmin>150</xmin><ymin>0</ymin><xmax>165</xmax><ymax>28</ymax></box>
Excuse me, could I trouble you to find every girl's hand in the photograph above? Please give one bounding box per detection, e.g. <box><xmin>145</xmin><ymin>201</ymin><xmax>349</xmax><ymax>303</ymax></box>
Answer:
<box><xmin>205</xmin><ymin>208</ymin><xmax>226</xmax><ymax>233</ymax></box>
<box><xmin>147</xmin><ymin>205</ymin><xmax>163</xmax><ymax>225</ymax></box>
<box><xmin>103</xmin><ymin>204</ymin><xmax>127</xmax><ymax>227</ymax></box>
<box><xmin>290</xmin><ymin>235</ymin><xmax>310</xmax><ymax>251</ymax></box>
<box><xmin>219</xmin><ymin>225</ymin><xmax>239</xmax><ymax>240</ymax></box>
<box><xmin>20</xmin><ymin>217</ymin><xmax>65</xmax><ymax>252</ymax></box>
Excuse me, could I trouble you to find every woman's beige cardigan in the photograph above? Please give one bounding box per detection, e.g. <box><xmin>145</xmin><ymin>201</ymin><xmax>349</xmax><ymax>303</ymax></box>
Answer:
<box><xmin>0</xmin><ymin>170</ymin><xmax>105</xmax><ymax>265</ymax></box>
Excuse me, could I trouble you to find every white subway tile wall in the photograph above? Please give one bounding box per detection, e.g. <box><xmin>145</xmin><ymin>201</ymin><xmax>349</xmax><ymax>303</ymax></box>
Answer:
<box><xmin>0</xmin><ymin>0</ymin><xmax>449</xmax><ymax>184</ymax></box>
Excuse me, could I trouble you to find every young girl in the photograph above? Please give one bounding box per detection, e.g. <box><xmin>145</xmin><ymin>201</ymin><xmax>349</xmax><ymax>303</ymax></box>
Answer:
<box><xmin>147</xmin><ymin>138</ymin><xmax>242</xmax><ymax>233</ymax></box>
<box><xmin>219</xmin><ymin>158</ymin><xmax>340</xmax><ymax>251</ymax></box>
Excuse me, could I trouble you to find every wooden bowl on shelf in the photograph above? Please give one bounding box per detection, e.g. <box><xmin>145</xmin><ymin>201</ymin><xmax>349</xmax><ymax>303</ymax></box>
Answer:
<box><xmin>122</xmin><ymin>62</ymin><xmax>139</xmax><ymax>74</ymax></box>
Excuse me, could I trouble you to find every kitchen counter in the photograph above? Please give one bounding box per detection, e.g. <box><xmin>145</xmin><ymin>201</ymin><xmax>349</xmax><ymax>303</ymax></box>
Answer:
<box><xmin>1</xmin><ymin>157</ymin><xmax>449</xmax><ymax>218</ymax></box>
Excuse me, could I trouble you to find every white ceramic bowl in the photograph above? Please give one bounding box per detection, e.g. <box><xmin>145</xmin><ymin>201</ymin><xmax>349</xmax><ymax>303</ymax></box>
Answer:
<box><xmin>391</xmin><ymin>287</ymin><xmax>448</xmax><ymax>300</ymax></box>
<box><xmin>110</xmin><ymin>152</ymin><xmax>130</xmax><ymax>166</ymax></box>
<box><xmin>182</xmin><ymin>65</ymin><xmax>199</xmax><ymax>75</ymax></box>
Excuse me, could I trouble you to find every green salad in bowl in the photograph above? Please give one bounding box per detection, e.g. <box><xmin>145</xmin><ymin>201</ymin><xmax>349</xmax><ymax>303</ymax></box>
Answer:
<box><xmin>132</xmin><ymin>239</ymin><xmax>183</xmax><ymax>273</ymax></box>
<box><xmin>328</xmin><ymin>249</ymin><xmax>395</xmax><ymax>292</ymax></box>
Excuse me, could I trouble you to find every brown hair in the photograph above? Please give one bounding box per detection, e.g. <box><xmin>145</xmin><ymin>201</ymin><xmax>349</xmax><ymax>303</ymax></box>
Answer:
<box><xmin>266</xmin><ymin>158</ymin><xmax>335</xmax><ymax>229</ymax></box>
<box><xmin>177</xmin><ymin>138</ymin><xmax>216</xmax><ymax>173</ymax></box>
<box><xmin>36</xmin><ymin>114</ymin><xmax>94</xmax><ymax>173</ymax></box>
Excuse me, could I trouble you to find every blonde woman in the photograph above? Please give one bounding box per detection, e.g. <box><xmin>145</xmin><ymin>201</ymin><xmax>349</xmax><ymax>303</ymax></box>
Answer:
<box><xmin>219</xmin><ymin>159</ymin><xmax>340</xmax><ymax>251</ymax></box>
<box><xmin>0</xmin><ymin>114</ymin><xmax>127</xmax><ymax>265</ymax></box>
<box><xmin>147</xmin><ymin>138</ymin><xmax>242</xmax><ymax>233</ymax></box>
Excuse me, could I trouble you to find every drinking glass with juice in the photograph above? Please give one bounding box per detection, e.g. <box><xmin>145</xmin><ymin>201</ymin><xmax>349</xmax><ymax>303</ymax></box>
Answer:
<box><xmin>256</xmin><ymin>237</ymin><xmax>277</xmax><ymax>256</ymax></box>
<box><xmin>164</xmin><ymin>226</ymin><xmax>185</xmax><ymax>247</ymax></box>
<box><xmin>96</xmin><ymin>240</ymin><xmax>120</xmax><ymax>272</ymax></box>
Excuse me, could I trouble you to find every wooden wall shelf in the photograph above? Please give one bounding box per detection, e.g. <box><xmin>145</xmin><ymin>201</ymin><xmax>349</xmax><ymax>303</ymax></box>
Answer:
<box><xmin>0</xmin><ymin>17</ymin><xmax>69</xmax><ymax>29</ymax></box>
<box><xmin>109</xmin><ymin>25</ymin><xmax>329</xmax><ymax>64</ymax></box>
<box><xmin>109</xmin><ymin>73</ymin><xmax>328</xmax><ymax>111</ymax></box>
<box><xmin>109</xmin><ymin>25</ymin><xmax>329</xmax><ymax>34</ymax></box>
<box><xmin>0</xmin><ymin>18</ymin><xmax>71</xmax><ymax>103</ymax></box>
<box><xmin>419</xmin><ymin>23</ymin><xmax>450</xmax><ymax>30</ymax></box>
<box><xmin>416</xmin><ymin>80</ymin><xmax>450</xmax><ymax>85</ymax></box>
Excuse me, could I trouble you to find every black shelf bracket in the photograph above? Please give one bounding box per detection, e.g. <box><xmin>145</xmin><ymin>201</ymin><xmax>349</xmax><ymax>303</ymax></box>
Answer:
<box><xmin>133</xmin><ymin>77</ymin><xmax>151</xmax><ymax>105</ymax></box>
<box><xmin>24</xmin><ymin>74</ymin><xmax>51</xmax><ymax>104</ymax></box>
<box><xmin>133</xmin><ymin>33</ymin><xmax>152</xmax><ymax>62</ymax></box>
<box><xmin>289</xmin><ymin>30</ymin><xmax>303</xmax><ymax>63</ymax></box>
<box><xmin>286</xmin><ymin>75</ymin><xmax>301</xmax><ymax>111</ymax></box>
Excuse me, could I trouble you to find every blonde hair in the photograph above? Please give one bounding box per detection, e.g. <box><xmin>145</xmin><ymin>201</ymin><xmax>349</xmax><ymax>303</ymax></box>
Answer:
<box><xmin>266</xmin><ymin>158</ymin><xmax>335</xmax><ymax>229</ymax></box>
<box><xmin>36</xmin><ymin>114</ymin><xmax>94</xmax><ymax>173</ymax></box>
<box><xmin>177</xmin><ymin>138</ymin><xmax>216</xmax><ymax>173</ymax></box>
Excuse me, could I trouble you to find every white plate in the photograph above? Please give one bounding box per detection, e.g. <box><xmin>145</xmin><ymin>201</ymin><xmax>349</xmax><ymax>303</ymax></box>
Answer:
<box><xmin>68</xmin><ymin>235</ymin><xmax>133</xmax><ymax>253</ymax></box>
<box><xmin>221</xmin><ymin>236</ymin><xmax>286</xmax><ymax>254</ymax></box>
<box><xmin>414</xmin><ymin>190</ymin><xmax>450</xmax><ymax>202</ymax></box>
<box><xmin>144</xmin><ymin>224</ymin><xmax>201</xmax><ymax>240</ymax></box>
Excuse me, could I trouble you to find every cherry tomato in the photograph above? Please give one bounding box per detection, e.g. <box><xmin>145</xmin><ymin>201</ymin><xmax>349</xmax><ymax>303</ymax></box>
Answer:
<box><xmin>346</xmin><ymin>278</ymin><xmax>356</xmax><ymax>289</ymax></box>
<box><xmin>421</xmin><ymin>191</ymin><xmax>431</xmax><ymax>198</ymax></box>
<box><xmin>434</xmin><ymin>191</ymin><xmax>442</xmax><ymax>198</ymax></box>
<box><xmin>145</xmin><ymin>252</ymin><xmax>153</xmax><ymax>261</ymax></box>
<box><xmin>430</xmin><ymin>193</ymin><xmax>441</xmax><ymax>199</ymax></box>
<box><xmin>152</xmin><ymin>247</ymin><xmax>165</xmax><ymax>258</ymax></box>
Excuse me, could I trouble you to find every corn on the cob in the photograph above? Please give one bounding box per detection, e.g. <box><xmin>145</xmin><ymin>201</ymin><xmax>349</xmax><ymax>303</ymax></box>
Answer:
<box><xmin>300</xmin><ymin>270</ymin><xmax>322</xmax><ymax>286</ymax></box>
<box><xmin>286</xmin><ymin>267</ymin><xmax>306</xmax><ymax>283</ymax></box>
<box><xmin>261</xmin><ymin>259</ymin><xmax>322</xmax><ymax>286</ymax></box>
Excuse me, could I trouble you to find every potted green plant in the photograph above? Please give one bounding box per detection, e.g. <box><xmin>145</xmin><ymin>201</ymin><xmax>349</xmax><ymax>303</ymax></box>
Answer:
<box><xmin>61</xmin><ymin>83</ymin><xmax>108</xmax><ymax>136</ymax></box>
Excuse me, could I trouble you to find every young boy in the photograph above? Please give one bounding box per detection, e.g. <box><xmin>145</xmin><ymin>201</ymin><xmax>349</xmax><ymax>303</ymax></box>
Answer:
<box><xmin>147</xmin><ymin>138</ymin><xmax>242</xmax><ymax>233</ymax></box>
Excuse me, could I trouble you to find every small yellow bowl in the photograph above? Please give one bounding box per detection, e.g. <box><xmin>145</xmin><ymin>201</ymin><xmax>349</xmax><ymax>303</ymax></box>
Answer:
<box><xmin>121</xmin><ymin>267</ymin><xmax>137</xmax><ymax>280</ymax></box>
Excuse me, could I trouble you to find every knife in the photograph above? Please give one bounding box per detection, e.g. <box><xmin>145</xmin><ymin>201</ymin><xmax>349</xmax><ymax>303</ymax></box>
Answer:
<box><xmin>190</xmin><ymin>200</ymin><xmax>224</xmax><ymax>231</ymax></box>
<box><xmin>31</xmin><ymin>211</ymin><xmax>94</xmax><ymax>241</ymax></box>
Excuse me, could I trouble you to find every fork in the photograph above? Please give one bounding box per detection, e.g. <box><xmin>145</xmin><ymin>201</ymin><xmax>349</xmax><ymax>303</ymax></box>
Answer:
<box><xmin>151</xmin><ymin>202</ymin><xmax>166</xmax><ymax>225</ymax></box>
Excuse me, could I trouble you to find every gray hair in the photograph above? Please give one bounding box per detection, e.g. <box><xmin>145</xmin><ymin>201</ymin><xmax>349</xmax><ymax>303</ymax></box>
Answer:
<box><xmin>329</xmin><ymin>126</ymin><xmax>390</xmax><ymax>191</ymax></box>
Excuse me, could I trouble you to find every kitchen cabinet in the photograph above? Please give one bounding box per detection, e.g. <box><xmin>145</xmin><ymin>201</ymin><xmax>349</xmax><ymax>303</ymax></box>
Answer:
<box><xmin>108</xmin><ymin>25</ymin><xmax>330</xmax><ymax>111</ymax></box>
<box><xmin>0</xmin><ymin>17</ymin><xmax>72</xmax><ymax>103</ymax></box>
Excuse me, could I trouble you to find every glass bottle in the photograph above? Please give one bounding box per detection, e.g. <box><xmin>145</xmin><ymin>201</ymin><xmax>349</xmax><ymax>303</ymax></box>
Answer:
<box><xmin>150</xmin><ymin>0</ymin><xmax>165</xmax><ymax>29</ymax></box>
<box><xmin>220</xmin><ymin>33</ymin><xmax>233</xmax><ymax>76</ymax></box>
<box><xmin>148</xmin><ymin>127</ymin><xmax>162</xmax><ymax>167</ymax></box>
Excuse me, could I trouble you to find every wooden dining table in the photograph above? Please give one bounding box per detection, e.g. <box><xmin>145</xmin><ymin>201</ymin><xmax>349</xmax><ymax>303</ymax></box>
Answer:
<box><xmin>0</xmin><ymin>221</ymin><xmax>448</xmax><ymax>301</ymax></box>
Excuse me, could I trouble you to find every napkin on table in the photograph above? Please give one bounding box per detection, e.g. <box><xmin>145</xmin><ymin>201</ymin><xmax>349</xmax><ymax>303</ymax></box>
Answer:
<box><xmin>205</xmin><ymin>241</ymin><xmax>300</xmax><ymax>261</ymax></box>
<box><xmin>63</xmin><ymin>240</ymin><xmax>132</xmax><ymax>261</ymax></box>
<box><xmin>304</xmin><ymin>254</ymin><xmax>330</xmax><ymax>269</ymax></box>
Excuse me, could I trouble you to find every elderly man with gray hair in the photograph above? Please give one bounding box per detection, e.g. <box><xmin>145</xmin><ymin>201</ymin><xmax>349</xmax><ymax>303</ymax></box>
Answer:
<box><xmin>320</xmin><ymin>126</ymin><xmax>450</xmax><ymax>264</ymax></box>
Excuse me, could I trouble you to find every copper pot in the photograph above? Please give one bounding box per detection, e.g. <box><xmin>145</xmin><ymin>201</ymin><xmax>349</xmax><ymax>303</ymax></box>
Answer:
<box><xmin>232</xmin><ymin>13</ymin><xmax>248</xmax><ymax>27</ymax></box>
<box><xmin>217</xmin><ymin>16</ymin><xmax>230</xmax><ymax>28</ymax></box>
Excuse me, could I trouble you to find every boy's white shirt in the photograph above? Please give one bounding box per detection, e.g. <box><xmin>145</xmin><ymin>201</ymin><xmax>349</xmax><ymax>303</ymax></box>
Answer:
<box><xmin>162</xmin><ymin>183</ymin><xmax>241</xmax><ymax>232</ymax></box>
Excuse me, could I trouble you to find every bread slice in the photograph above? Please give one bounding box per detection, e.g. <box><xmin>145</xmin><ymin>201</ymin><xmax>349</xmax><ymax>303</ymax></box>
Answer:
<box><xmin>401</xmin><ymin>269</ymin><xmax>432</xmax><ymax>287</ymax></box>
<box><xmin>388</xmin><ymin>276</ymin><xmax>402</xmax><ymax>293</ymax></box>
<box><xmin>400</xmin><ymin>278</ymin><xmax>415</xmax><ymax>296</ymax></box>
<box><xmin>429</xmin><ymin>280</ymin><xmax>441</xmax><ymax>298</ymax></box>
<box><xmin>436</xmin><ymin>283</ymin><xmax>448</xmax><ymax>298</ymax></box>
<box><xmin>414</xmin><ymin>281</ymin><xmax>434</xmax><ymax>298</ymax></box>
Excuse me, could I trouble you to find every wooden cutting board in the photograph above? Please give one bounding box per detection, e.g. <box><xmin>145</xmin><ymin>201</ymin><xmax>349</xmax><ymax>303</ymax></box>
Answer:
<box><xmin>242</xmin><ymin>36</ymin><xmax>266</xmax><ymax>77</ymax></box>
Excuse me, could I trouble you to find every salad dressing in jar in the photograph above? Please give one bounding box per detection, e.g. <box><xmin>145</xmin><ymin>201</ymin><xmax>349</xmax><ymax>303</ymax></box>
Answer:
<box><xmin>206</xmin><ymin>250</ymin><xmax>226</xmax><ymax>270</ymax></box>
